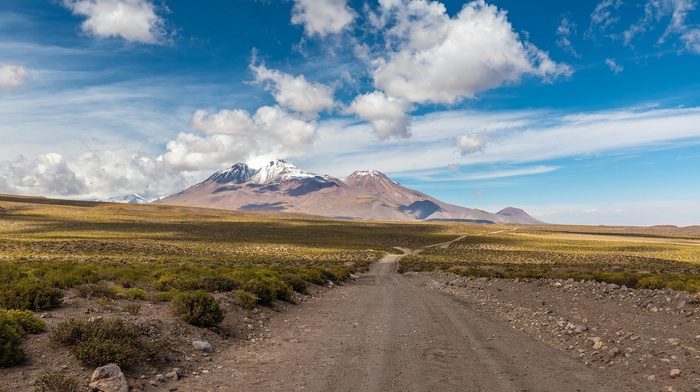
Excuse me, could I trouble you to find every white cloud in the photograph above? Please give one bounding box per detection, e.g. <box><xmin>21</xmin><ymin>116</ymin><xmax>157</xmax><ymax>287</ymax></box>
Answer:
<box><xmin>63</xmin><ymin>0</ymin><xmax>168</xmax><ymax>44</ymax></box>
<box><xmin>291</xmin><ymin>0</ymin><xmax>356</xmax><ymax>37</ymax></box>
<box><xmin>190</xmin><ymin>109</ymin><xmax>254</xmax><ymax>136</ymax></box>
<box><xmin>251</xmin><ymin>63</ymin><xmax>335</xmax><ymax>118</ymax></box>
<box><xmin>520</xmin><ymin>200</ymin><xmax>700</xmax><ymax>226</ymax></box>
<box><xmin>0</xmin><ymin>64</ymin><xmax>29</xmax><ymax>91</ymax></box>
<box><xmin>0</xmin><ymin>150</ymin><xmax>186</xmax><ymax>199</ymax></box>
<box><xmin>556</xmin><ymin>16</ymin><xmax>580</xmax><ymax>58</ymax></box>
<box><xmin>371</xmin><ymin>0</ymin><xmax>572</xmax><ymax>105</ymax></box>
<box><xmin>589</xmin><ymin>0</ymin><xmax>623</xmax><ymax>32</ymax></box>
<box><xmin>590</xmin><ymin>0</ymin><xmax>700</xmax><ymax>53</ymax></box>
<box><xmin>456</xmin><ymin>133</ymin><xmax>490</xmax><ymax>155</ymax></box>
<box><xmin>346</xmin><ymin>91</ymin><xmax>411</xmax><ymax>140</ymax></box>
<box><xmin>605</xmin><ymin>58</ymin><xmax>624</xmax><ymax>74</ymax></box>
<box><xmin>300</xmin><ymin>105</ymin><xmax>700</xmax><ymax>177</ymax></box>
<box><xmin>682</xmin><ymin>28</ymin><xmax>700</xmax><ymax>52</ymax></box>
<box><xmin>164</xmin><ymin>106</ymin><xmax>319</xmax><ymax>171</ymax></box>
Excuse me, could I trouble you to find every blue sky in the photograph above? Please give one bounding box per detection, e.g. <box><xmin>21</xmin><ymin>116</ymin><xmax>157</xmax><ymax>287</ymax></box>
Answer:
<box><xmin>1</xmin><ymin>0</ymin><xmax>699</xmax><ymax>226</ymax></box>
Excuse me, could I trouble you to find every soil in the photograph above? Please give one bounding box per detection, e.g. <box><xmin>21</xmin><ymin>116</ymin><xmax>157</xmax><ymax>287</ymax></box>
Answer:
<box><xmin>2</xmin><ymin>238</ymin><xmax>700</xmax><ymax>391</ymax></box>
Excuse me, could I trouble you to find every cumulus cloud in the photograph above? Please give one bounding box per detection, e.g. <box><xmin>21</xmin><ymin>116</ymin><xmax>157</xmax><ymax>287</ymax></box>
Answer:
<box><xmin>0</xmin><ymin>150</ymin><xmax>185</xmax><ymax>199</ymax></box>
<box><xmin>371</xmin><ymin>0</ymin><xmax>572</xmax><ymax>105</ymax></box>
<box><xmin>291</xmin><ymin>0</ymin><xmax>356</xmax><ymax>37</ymax></box>
<box><xmin>251</xmin><ymin>63</ymin><xmax>335</xmax><ymax>118</ymax></box>
<box><xmin>556</xmin><ymin>16</ymin><xmax>580</xmax><ymax>58</ymax></box>
<box><xmin>63</xmin><ymin>0</ymin><xmax>168</xmax><ymax>44</ymax></box>
<box><xmin>0</xmin><ymin>64</ymin><xmax>29</xmax><ymax>91</ymax></box>
<box><xmin>605</xmin><ymin>58</ymin><xmax>624</xmax><ymax>74</ymax></box>
<box><xmin>456</xmin><ymin>133</ymin><xmax>490</xmax><ymax>155</ymax></box>
<box><xmin>346</xmin><ymin>91</ymin><xmax>411</xmax><ymax>140</ymax></box>
<box><xmin>163</xmin><ymin>106</ymin><xmax>319</xmax><ymax>171</ymax></box>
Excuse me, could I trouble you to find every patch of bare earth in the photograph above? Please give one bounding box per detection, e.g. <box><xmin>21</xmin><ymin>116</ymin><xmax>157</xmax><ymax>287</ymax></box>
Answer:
<box><xmin>413</xmin><ymin>272</ymin><xmax>700</xmax><ymax>392</ymax></box>
<box><xmin>2</xmin><ymin>258</ymin><xmax>699</xmax><ymax>391</ymax></box>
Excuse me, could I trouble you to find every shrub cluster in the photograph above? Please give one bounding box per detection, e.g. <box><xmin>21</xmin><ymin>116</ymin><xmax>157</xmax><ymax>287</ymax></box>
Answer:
<box><xmin>0</xmin><ymin>309</ymin><xmax>47</xmax><ymax>367</ymax></box>
<box><xmin>50</xmin><ymin>317</ymin><xmax>157</xmax><ymax>368</ymax></box>
<box><xmin>33</xmin><ymin>373</ymin><xmax>81</xmax><ymax>392</ymax></box>
<box><xmin>233</xmin><ymin>289</ymin><xmax>256</xmax><ymax>312</ymax></box>
<box><xmin>171</xmin><ymin>290</ymin><xmax>226</xmax><ymax>327</ymax></box>
<box><xmin>0</xmin><ymin>281</ymin><xmax>63</xmax><ymax>311</ymax></box>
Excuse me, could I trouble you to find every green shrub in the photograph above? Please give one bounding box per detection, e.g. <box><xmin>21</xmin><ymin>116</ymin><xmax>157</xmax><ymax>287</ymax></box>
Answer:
<box><xmin>241</xmin><ymin>278</ymin><xmax>275</xmax><ymax>304</ymax></box>
<box><xmin>0</xmin><ymin>282</ymin><xmax>63</xmax><ymax>311</ymax></box>
<box><xmin>296</xmin><ymin>268</ymin><xmax>328</xmax><ymax>285</ymax></box>
<box><xmin>282</xmin><ymin>273</ymin><xmax>308</xmax><ymax>294</ymax></box>
<box><xmin>122</xmin><ymin>287</ymin><xmax>147</xmax><ymax>300</ymax></box>
<box><xmin>638</xmin><ymin>276</ymin><xmax>665</xmax><ymax>290</ymax></box>
<box><xmin>0</xmin><ymin>309</ymin><xmax>46</xmax><ymax>368</ymax></box>
<box><xmin>233</xmin><ymin>290</ymin><xmax>256</xmax><ymax>311</ymax></box>
<box><xmin>0</xmin><ymin>309</ymin><xmax>47</xmax><ymax>335</ymax></box>
<box><xmin>50</xmin><ymin>318</ymin><xmax>147</xmax><ymax>368</ymax></box>
<box><xmin>123</xmin><ymin>302</ymin><xmax>141</xmax><ymax>315</ymax></box>
<box><xmin>0</xmin><ymin>316</ymin><xmax>25</xmax><ymax>367</ymax></box>
<box><xmin>34</xmin><ymin>372</ymin><xmax>81</xmax><ymax>392</ymax></box>
<box><xmin>171</xmin><ymin>290</ymin><xmax>225</xmax><ymax>327</ymax></box>
<box><xmin>74</xmin><ymin>338</ymin><xmax>139</xmax><ymax>368</ymax></box>
<box><xmin>199</xmin><ymin>276</ymin><xmax>237</xmax><ymax>292</ymax></box>
<box><xmin>74</xmin><ymin>282</ymin><xmax>118</xmax><ymax>299</ymax></box>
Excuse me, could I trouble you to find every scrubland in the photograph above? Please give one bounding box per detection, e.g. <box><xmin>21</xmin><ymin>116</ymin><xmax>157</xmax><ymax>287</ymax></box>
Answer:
<box><xmin>1</xmin><ymin>194</ymin><xmax>699</xmax><ymax>390</ymax></box>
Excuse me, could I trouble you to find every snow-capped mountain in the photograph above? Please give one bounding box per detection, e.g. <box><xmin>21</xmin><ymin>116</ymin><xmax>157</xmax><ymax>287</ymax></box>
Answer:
<box><xmin>155</xmin><ymin>160</ymin><xmax>542</xmax><ymax>223</ymax></box>
<box><xmin>105</xmin><ymin>194</ymin><xmax>148</xmax><ymax>204</ymax></box>
<box><xmin>206</xmin><ymin>163</ymin><xmax>256</xmax><ymax>184</ymax></box>
<box><xmin>249</xmin><ymin>160</ymin><xmax>318</xmax><ymax>184</ymax></box>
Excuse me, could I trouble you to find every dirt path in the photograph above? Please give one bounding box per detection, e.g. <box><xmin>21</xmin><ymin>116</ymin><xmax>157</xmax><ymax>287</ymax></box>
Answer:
<box><xmin>178</xmin><ymin>247</ymin><xmax>625</xmax><ymax>391</ymax></box>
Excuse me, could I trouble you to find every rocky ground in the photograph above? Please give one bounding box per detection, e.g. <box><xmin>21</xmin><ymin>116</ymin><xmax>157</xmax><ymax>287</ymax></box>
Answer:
<box><xmin>2</xmin><ymin>268</ymin><xmax>700</xmax><ymax>391</ymax></box>
<box><xmin>415</xmin><ymin>272</ymin><xmax>700</xmax><ymax>392</ymax></box>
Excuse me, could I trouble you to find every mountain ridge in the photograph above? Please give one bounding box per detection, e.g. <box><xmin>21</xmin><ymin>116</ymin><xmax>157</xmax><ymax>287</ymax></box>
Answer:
<box><xmin>155</xmin><ymin>160</ymin><xmax>543</xmax><ymax>224</ymax></box>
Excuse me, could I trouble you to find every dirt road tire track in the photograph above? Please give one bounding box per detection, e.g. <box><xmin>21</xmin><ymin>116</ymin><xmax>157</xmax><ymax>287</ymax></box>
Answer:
<box><xmin>178</xmin><ymin>250</ymin><xmax>627</xmax><ymax>391</ymax></box>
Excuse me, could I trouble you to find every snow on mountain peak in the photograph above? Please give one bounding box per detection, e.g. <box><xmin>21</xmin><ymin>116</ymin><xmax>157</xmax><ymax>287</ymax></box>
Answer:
<box><xmin>106</xmin><ymin>194</ymin><xmax>148</xmax><ymax>204</ymax></box>
<box><xmin>249</xmin><ymin>160</ymin><xmax>317</xmax><ymax>184</ymax></box>
<box><xmin>207</xmin><ymin>163</ymin><xmax>256</xmax><ymax>184</ymax></box>
<box><xmin>345</xmin><ymin>170</ymin><xmax>397</xmax><ymax>185</ymax></box>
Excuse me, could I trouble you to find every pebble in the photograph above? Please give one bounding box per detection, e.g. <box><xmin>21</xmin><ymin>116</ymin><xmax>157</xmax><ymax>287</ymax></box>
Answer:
<box><xmin>669</xmin><ymin>369</ymin><xmax>681</xmax><ymax>378</ymax></box>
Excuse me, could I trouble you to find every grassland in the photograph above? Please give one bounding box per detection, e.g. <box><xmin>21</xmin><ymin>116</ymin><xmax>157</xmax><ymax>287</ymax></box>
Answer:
<box><xmin>2</xmin><ymin>193</ymin><xmax>700</xmax><ymax>378</ymax></box>
<box><xmin>400</xmin><ymin>226</ymin><xmax>700</xmax><ymax>292</ymax></box>
<box><xmin>0</xmin><ymin>194</ymin><xmax>462</xmax><ymax>309</ymax></box>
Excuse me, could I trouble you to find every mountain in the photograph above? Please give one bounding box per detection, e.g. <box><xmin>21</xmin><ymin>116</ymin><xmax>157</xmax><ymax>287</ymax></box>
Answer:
<box><xmin>496</xmin><ymin>207</ymin><xmax>544</xmax><ymax>224</ymax></box>
<box><xmin>105</xmin><ymin>194</ymin><xmax>148</xmax><ymax>204</ymax></box>
<box><xmin>155</xmin><ymin>160</ymin><xmax>542</xmax><ymax>224</ymax></box>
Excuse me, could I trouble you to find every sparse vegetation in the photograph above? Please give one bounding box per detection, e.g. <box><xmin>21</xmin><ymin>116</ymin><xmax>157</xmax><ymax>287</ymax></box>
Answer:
<box><xmin>398</xmin><ymin>227</ymin><xmax>700</xmax><ymax>292</ymax></box>
<box><xmin>2</xmin><ymin>194</ymin><xmax>700</xmax><ymax>378</ymax></box>
<box><xmin>0</xmin><ymin>309</ymin><xmax>46</xmax><ymax>367</ymax></box>
<box><xmin>171</xmin><ymin>290</ymin><xmax>226</xmax><ymax>327</ymax></box>
<box><xmin>234</xmin><ymin>289</ymin><xmax>257</xmax><ymax>312</ymax></box>
<box><xmin>33</xmin><ymin>372</ymin><xmax>81</xmax><ymax>392</ymax></box>
<box><xmin>50</xmin><ymin>317</ymin><xmax>159</xmax><ymax>368</ymax></box>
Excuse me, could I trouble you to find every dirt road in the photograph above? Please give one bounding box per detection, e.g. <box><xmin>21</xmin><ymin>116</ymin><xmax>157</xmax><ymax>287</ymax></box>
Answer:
<box><xmin>179</xmin><ymin>252</ymin><xmax>624</xmax><ymax>391</ymax></box>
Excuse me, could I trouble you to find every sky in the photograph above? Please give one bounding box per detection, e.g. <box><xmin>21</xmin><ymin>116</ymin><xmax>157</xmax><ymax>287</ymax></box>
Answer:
<box><xmin>1</xmin><ymin>0</ymin><xmax>699</xmax><ymax>226</ymax></box>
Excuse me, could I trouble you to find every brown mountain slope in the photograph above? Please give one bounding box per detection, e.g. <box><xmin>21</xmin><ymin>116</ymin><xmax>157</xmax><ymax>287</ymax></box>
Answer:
<box><xmin>155</xmin><ymin>160</ymin><xmax>541</xmax><ymax>223</ymax></box>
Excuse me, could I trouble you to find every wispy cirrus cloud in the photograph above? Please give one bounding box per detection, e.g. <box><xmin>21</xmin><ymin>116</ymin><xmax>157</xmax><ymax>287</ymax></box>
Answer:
<box><xmin>605</xmin><ymin>58</ymin><xmax>624</xmax><ymax>74</ymax></box>
<box><xmin>589</xmin><ymin>0</ymin><xmax>700</xmax><ymax>54</ymax></box>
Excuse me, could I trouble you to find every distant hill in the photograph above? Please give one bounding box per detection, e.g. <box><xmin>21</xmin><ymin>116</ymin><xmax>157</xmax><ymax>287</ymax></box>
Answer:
<box><xmin>155</xmin><ymin>160</ymin><xmax>542</xmax><ymax>224</ymax></box>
